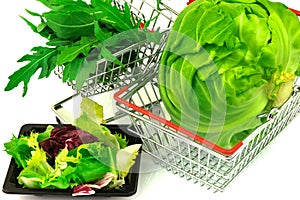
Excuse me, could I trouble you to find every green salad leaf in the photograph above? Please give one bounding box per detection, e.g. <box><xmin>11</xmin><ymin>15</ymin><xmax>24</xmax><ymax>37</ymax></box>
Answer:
<box><xmin>18</xmin><ymin>145</ymin><xmax>57</xmax><ymax>189</ymax></box>
<box><xmin>75</xmin><ymin>112</ymin><xmax>120</xmax><ymax>149</ymax></box>
<box><xmin>4</xmin><ymin>98</ymin><xmax>142</xmax><ymax>193</ymax></box>
<box><xmin>80</xmin><ymin>97</ymin><xmax>105</xmax><ymax>124</ymax></box>
<box><xmin>116</xmin><ymin>144</ymin><xmax>142</xmax><ymax>179</ymax></box>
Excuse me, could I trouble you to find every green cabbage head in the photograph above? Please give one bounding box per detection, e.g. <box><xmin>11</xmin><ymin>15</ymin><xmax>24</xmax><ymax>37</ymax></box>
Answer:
<box><xmin>158</xmin><ymin>0</ymin><xmax>300</xmax><ymax>149</ymax></box>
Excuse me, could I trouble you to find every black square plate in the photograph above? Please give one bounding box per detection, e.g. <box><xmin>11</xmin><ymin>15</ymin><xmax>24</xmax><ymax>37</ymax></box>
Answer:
<box><xmin>2</xmin><ymin>124</ymin><xmax>142</xmax><ymax>197</ymax></box>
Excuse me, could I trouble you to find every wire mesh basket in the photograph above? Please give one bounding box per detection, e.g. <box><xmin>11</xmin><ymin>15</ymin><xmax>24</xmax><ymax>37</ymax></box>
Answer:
<box><xmin>111</xmin><ymin>4</ymin><xmax>300</xmax><ymax>192</ymax></box>
<box><xmin>114</xmin><ymin>71</ymin><xmax>300</xmax><ymax>191</ymax></box>
<box><xmin>54</xmin><ymin>0</ymin><xmax>179</xmax><ymax>97</ymax></box>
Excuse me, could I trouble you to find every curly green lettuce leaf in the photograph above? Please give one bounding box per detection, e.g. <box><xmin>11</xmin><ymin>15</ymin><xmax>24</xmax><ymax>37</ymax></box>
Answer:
<box><xmin>17</xmin><ymin>145</ymin><xmax>56</xmax><ymax>188</ymax></box>
<box><xmin>116</xmin><ymin>144</ymin><xmax>142</xmax><ymax>179</ymax></box>
<box><xmin>17</xmin><ymin>140</ymin><xmax>117</xmax><ymax>189</ymax></box>
<box><xmin>4</xmin><ymin>134</ymin><xmax>37</xmax><ymax>169</ymax></box>
<box><xmin>4</xmin><ymin>125</ymin><xmax>54</xmax><ymax>168</ymax></box>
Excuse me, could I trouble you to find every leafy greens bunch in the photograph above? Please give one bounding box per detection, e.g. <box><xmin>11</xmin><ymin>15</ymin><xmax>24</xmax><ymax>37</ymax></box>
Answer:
<box><xmin>5</xmin><ymin>0</ymin><xmax>159</xmax><ymax>96</ymax></box>
<box><xmin>4</xmin><ymin>98</ymin><xmax>142</xmax><ymax>196</ymax></box>
<box><xmin>158</xmin><ymin>0</ymin><xmax>300</xmax><ymax>149</ymax></box>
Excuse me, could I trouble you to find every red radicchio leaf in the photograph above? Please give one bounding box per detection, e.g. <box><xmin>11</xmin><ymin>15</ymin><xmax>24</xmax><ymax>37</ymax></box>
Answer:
<box><xmin>95</xmin><ymin>172</ymin><xmax>116</xmax><ymax>188</ymax></box>
<box><xmin>72</xmin><ymin>184</ymin><xmax>96</xmax><ymax>196</ymax></box>
<box><xmin>72</xmin><ymin>173</ymin><xmax>116</xmax><ymax>196</ymax></box>
<box><xmin>40</xmin><ymin>125</ymin><xmax>99</xmax><ymax>158</ymax></box>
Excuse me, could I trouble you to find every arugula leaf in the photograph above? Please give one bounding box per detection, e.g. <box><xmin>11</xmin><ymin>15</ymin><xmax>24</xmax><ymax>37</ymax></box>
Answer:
<box><xmin>55</xmin><ymin>3</ymin><xmax>91</xmax><ymax>13</ymax></box>
<box><xmin>39</xmin><ymin>51</ymin><xmax>58</xmax><ymax>78</ymax></box>
<box><xmin>35</xmin><ymin>0</ymin><xmax>52</xmax><ymax>8</ymax></box>
<box><xmin>21</xmin><ymin>9</ymin><xmax>57</xmax><ymax>38</ymax></box>
<box><xmin>43</xmin><ymin>11</ymin><xmax>95</xmax><ymax>40</ymax></box>
<box><xmin>124</xmin><ymin>3</ymin><xmax>133</xmax><ymax>27</ymax></box>
<box><xmin>94</xmin><ymin>21</ymin><xmax>112</xmax><ymax>42</ymax></box>
<box><xmin>36</xmin><ymin>0</ymin><xmax>78</xmax><ymax>9</ymax></box>
<box><xmin>57</xmin><ymin>37</ymin><xmax>98</xmax><ymax>65</ymax></box>
<box><xmin>92</xmin><ymin>1</ymin><xmax>135</xmax><ymax>32</ymax></box>
<box><xmin>74</xmin><ymin>58</ymin><xmax>97</xmax><ymax>91</ymax></box>
<box><xmin>145</xmin><ymin>28</ymin><xmax>163</xmax><ymax>44</ymax></box>
<box><xmin>19</xmin><ymin>16</ymin><xmax>38</xmax><ymax>34</ymax></box>
<box><xmin>36</xmin><ymin>22</ymin><xmax>47</xmax><ymax>32</ymax></box>
<box><xmin>91</xmin><ymin>0</ymin><xmax>113</xmax><ymax>9</ymax></box>
<box><xmin>62</xmin><ymin>57</ymin><xmax>84</xmax><ymax>82</ymax></box>
<box><xmin>46</xmin><ymin>38</ymin><xmax>72</xmax><ymax>47</ymax></box>
<box><xmin>4</xmin><ymin>47</ymin><xmax>58</xmax><ymax>96</ymax></box>
<box><xmin>25</xmin><ymin>9</ymin><xmax>42</xmax><ymax>17</ymax></box>
<box><xmin>100</xmin><ymin>46</ymin><xmax>123</xmax><ymax>66</ymax></box>
<box><xmin>20</xmin><ymin>15</ymin><xmax>56</xmax><ymax>40</ymax></box>
<box><xmin>6</xmin><ymin>0</ymin><xmax>157</xmax><ymax>96</ymax></box>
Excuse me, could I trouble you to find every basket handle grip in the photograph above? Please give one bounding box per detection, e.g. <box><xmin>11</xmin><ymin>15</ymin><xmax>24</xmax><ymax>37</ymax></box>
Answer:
<box><xmin>290</xmin><ymin>8</ymin><xmax>300</xmax><ymax>16</ymax></box>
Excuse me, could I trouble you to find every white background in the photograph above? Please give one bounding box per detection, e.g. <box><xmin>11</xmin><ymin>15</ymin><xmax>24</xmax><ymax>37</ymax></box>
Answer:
<box><xmin>1</xmin><ymin>0</ymin><xmax>300</xmax><ymax>199</ymax></box>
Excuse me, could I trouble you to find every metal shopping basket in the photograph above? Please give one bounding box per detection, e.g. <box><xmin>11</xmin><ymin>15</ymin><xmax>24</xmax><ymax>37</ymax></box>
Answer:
<box><xmin>114</xmin><ymin>70</ymin><xmax>300</xmax><ymax>192</ymax></box>
<box><xmin>112</xmin><ymin>3</ymin><xmax>300</xmax><ymax>192</ymax></box>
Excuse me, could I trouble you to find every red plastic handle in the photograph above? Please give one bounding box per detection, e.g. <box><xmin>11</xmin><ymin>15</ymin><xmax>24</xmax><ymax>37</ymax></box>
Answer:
<box><xmin>114</xmin><ymin>86</ymin><xmax>243</xmax><ymax>156</ymax></box>
<box><xmin>290</xmin><ymin>8</ymin><xmax>300</xmax><ymax>16</ymax></box>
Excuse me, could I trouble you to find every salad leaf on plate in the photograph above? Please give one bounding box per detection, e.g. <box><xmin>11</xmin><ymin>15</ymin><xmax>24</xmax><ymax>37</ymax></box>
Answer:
<box><xmin>4</xmin><ymin>98</ymin><xmax>142</xmax><ymax>195</ymax></box>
